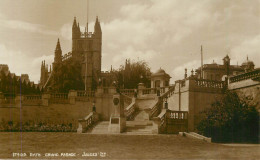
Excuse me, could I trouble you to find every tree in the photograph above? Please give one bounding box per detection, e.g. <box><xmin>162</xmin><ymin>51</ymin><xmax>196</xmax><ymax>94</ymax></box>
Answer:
<box><xmin>50</xmin><ymin>59</ymin><xmax>84</xmax><ymax>93</ymax></box>
<box><xmin>197</xmin><ymin>91</ymin><xmax>259</xmax><ymax>143</ymax></box>
<box><xmin>113</xmin><ymin>59</ymin><xmax>151</xmax><ymax>89</ymax></box>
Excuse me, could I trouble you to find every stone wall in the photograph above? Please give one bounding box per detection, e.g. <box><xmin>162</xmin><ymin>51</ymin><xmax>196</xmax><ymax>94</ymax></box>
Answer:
<box><xmin>168</xmin><ymin>78</ymin><xmax>224</xmax><ymax>131</ymax></box>
<box><xmin>0</xmin><ymin>87</ymin><xmax>117</xmax><ymax>128</ymax></box>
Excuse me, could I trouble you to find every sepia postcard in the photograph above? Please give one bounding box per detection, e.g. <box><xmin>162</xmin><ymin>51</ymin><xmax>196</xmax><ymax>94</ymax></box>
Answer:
<box><xmin>0</xmin><ymin>0</ymin><xmax>259</xmax><ymax>159</ymax></box>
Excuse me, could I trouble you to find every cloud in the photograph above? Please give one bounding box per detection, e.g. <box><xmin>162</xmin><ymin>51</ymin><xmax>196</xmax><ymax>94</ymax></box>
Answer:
<box><xmin>231</xmin><ymin>34</ymin><xmax>260</xmax><ymax>67</ymax></box>
<box><xmin>0</xmin><ymin>15</ymin><xmax>58</xmax><ymax>36</ymax></box>
<box><xmin>4</xmin><ymin>0</ymin><xmax>258</xmax><ymax>84</ymax></box>
<box><xmin>0</xmin><ymin>43</ymin><xmax>53</xmax><ymax>83</ymax></box>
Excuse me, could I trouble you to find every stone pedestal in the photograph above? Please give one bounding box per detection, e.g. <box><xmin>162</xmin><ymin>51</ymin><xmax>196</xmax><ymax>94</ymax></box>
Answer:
<box><xmin>15</xmin><ymin>95</ymin><xmax>23</xmax><ymax>107</ymax></box>
<box><xmin>42</xmin><ymin>93</ymin><xmax>50</xmax><ymax>106</ymax></box>
<box><xmin>108</xmin><ymin>94</ymin><xmax>126</xmax><ymax>133</ymax></box>
<box><xmin>77</xmin><ymin>119</ymin><xmax>86</xmax><ymax>133</ymax></box>
<box><xmin>68</xmin><ymin>90</ymin><xmax>77</xmax><ymax>104</ymax></box>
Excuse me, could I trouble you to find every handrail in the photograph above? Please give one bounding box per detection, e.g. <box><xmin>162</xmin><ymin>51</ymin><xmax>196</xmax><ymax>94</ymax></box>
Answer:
<box><xmin>147</xmin><ymin>86</ymin><xmax>175</xmax><ymax>119</ymax></box>
<box><xmin>124</xmin><ymin>100</ymin><xmax>136</xmax><ymax>120</ymax></box>
<box><xmin>77</xmin><ymin>112</ymin><xmax>98</xmax><ymax>133</ymax></box>
<box><xmin>195</xmin><ymin>79</ymin><xmax>224</xmax><ymax>88</ymax></box>
<box><xmin>121</xmin><ymin>94</ymin><xmax>132</xmax><ymax>106</ymax></box>
<box><xmin>230</xmin><ymin>69</ymin><xmax>260</xmax><ymax>83</ymax></box>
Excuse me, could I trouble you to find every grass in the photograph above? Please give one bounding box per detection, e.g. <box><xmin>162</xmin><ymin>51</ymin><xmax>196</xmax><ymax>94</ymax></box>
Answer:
<box><xmin>0</xmin><ymin>132</ymin><xmax>259</xmax><ymax>159</ymax></box>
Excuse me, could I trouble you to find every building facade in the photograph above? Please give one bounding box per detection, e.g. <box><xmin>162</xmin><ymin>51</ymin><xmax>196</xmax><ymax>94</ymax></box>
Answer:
<box><xmin>195</xmin><ymin>55</ymin><xmax>255</xmax><ymax>81</ymax></box>
<box><xmin>40</xmin><ymin>17</ymin><xmax>103</xmax><ymax>91</ymax></box>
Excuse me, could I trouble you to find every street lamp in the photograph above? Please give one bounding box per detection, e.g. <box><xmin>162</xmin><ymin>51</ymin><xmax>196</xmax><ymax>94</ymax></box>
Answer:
<box><xmin>92</xmin><ymin>99</ymin><xmax>96</xmax><ymax>112</ymax></box>
<box><xmin>164</xmin><ymin>96</ymin><xmax>168</xmax><ymax>109</ymax></box>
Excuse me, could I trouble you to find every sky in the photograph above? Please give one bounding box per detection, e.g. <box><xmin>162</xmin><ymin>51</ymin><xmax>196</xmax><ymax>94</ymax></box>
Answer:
<box><xmin>0</xmin><ymin>0</ymin><xmax>259</xmax><ymax>83</ymax></box>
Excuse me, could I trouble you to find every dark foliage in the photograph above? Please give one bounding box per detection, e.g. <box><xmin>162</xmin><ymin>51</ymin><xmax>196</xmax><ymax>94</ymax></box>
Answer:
<box><xmin>50</xmin><ymin>59</ymin><xmax>85</xmax><ymax>93</ymax></box>
<box><xmin>197</xmin><ymin>91</ymin><xmax>259</xmax><ymax>143</ymax></box>
<box><xmin>113</xmin><ymin>59</ymin><xmax>151</xmax><ymax>89</ymax></box>
<box><xmin>0</xmin><ymin>70</ymin><xmax>41</xmax><ymax>95</ymax></box>
<box><xmin>0</xmin><ymin>119</ymin><xmax>76</xmax><ymax>132</ymax></box>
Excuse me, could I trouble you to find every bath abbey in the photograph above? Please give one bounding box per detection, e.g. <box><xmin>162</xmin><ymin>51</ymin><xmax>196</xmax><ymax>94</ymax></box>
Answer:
<box><xmin>39</xmin><ymin>17</ymin><xmax>103</xmax><ymax>91</ymax></box>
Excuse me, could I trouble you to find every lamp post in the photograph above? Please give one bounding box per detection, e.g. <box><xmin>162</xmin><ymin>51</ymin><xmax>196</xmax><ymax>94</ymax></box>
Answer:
<box><xmin>92</xmin><ymin>99</ymin><xmax>96</xmax><ymax>112</ymax></box>
<box><xmin>140</xmin><ymin>75</ymin><xmax>143</xmax><ymax>84</ymax></box>
<box><xmin>164</xmin><ymin>96</ymin><xmax>168</xmax><ymax>109</ymax></box>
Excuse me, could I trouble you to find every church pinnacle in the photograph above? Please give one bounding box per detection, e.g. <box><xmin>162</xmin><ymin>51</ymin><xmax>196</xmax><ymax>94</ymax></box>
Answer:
<box><xmin>54</xmin><ymin>38</ymin><xmax>62</xmax><ymax>64</ymax></box>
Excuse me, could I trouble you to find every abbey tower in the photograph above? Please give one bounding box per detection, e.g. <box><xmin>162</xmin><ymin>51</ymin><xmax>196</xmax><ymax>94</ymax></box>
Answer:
<box><xmin>40</xmin><ymin>17</ymin><xmax>102</xmax><ymax>91</ymax></box>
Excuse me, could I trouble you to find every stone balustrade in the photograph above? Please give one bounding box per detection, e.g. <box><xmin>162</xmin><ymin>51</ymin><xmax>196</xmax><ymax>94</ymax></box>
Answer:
<box><xmin>146</xmin><ymin>86</ymin><xmax>175</xmax><ymax>119</ymax></box>
<box><xmin>77</xmin><ymin>111</ymin><xmax>99</xmax><ymax>133</ymax></box>
<box><xmin>75</xmin><ymin>90</ymin><xmax>94</xmax><ymax>102</ymax></box>
<box><xmin>153</xmin><ymin>109</ymin><xmax>188</xmax><ymax>134</ymax></box>
<box><xmin>120</xmin><ymin>89</ymin><xmax>135</xmax><ymax>96</ymax></box>
<box><xmin>229</xmin><ymin>69</ymin><xmax>260</xmax><ymax>83</ymax></box>
<box><xmin>124</xmin><ymin>98</ymin><xmax>137</xmax><ymax>120</ymax></box>
<box><xmin>195</xmin><ymin>79</ymin><xmax>224</xmax><ymax>89</ymax></box>
<box><xmin>122</xmin><ymin>94</ymin><xmax>133</xmax><ymax>106</ymax></box>
<box><xmin>23</xmin><ymin>95</ymin><xmax>42</xmax><ymax>105</ymax></box>
<box><xmin>50</xmin><ymin>93</ymin><xmax>69</xmax><ymax>104</ymax></box>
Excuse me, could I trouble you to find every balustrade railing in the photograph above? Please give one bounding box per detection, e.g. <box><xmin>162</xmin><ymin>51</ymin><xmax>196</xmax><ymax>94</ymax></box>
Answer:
<box><xmin>120</xmin><ymin>89</ymin><xmax>135</xmax><ymax>96</ymax></box>
<box><xmin>168</xmin><ymin>111</ymin><xmax>188</xmax><ymax>120</ymax></box>
<box><xmin>229</xmin><ymin>69</ymin><xmax>260</xmax><ymax>83</ymax></box>
<box><xmin>195</xmin><ymin>79</ymin><xmax>224</xmax><ymax>89</ymax></box>
<box><xmin>77</xmin><ymin>112</ymin><xmax>97</xmax><ymax>133</ymax></box>
<box><xmin>76</xmin><ymin>91</ymin><xmax>94</xmax><ymax>102</ymax></box>
<box><xmin>148</xmin><ymin>86</ymin><xmax>175</xmax><ymax>119</ymax></box>
<box><xmin>124</xmin><ymin>101</ymin><xmax>136</xmax><ymax>120</ymax></box>
<box><xmin>50</xmin><ymin>93</ymin><xmax>69</xmax><ymax>104</ymax></box>
<box><xmin>142</xmin><ymin>88</ymin><xmax>156</xmax><ymax>95</ymax></box>
<box><xmin>122</xmin><ymin>94</ymin><xmax>132</xmax><ymax>106</ymax></box>
<box><xmin>23</xmin><ymin>95</ymin><xmax>42</xmax><ymax>105</ymax></box>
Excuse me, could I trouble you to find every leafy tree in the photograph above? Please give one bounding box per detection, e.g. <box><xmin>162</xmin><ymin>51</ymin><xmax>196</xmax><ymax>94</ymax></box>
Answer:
<box><xmin>50</xmin><ymin>59</ymin><xmax>84</xmax><ymax>93</ymax></box>
<box><xmin>197</xmin><ymin>91</ymin><xmax>259</xmax><ymax>143</ymax></box>
<box><xmin>113</xmin><ymin>59</ymin><xmax>151</xmax><ymax>89</ymax></box>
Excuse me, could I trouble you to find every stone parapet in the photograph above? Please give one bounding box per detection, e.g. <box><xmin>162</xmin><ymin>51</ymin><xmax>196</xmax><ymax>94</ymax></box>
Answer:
<box><xmin>42</xmin><ymin>93</ymin><xmax>50</xmax><ymax>106</ymax></box>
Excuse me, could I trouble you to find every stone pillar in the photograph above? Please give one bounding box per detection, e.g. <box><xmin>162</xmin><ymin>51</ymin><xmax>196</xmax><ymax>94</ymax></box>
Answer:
<box><xmin>138</xmin><ymin>83</ymin><xmax>145</xmax><ymax>97</ymax></box>
<box><xmin>15</xmin><ymin>95</ymin><xmax>23</xmax><ymax>107</ymax></box>
<box><xmin>68</xmin><ymin>90</ymin><xmax>77</xmax><ymax>105</ymax></box>
<box><xmin>0</xmin><ymin>92</ymin><xmax>4</xmax><ymax>104</ymax></box>
<box><xmin>152</xmin><ymin>117</ymin><xmax>161</xmax><ymax>134</ymax></box>
<box><xmin>77</xmin><ymin>119</ymin><xmax>86</xmax><ymax>133</ymax></box>
<box><xmin>108</xmin><ymin>87</ymin><xmax>117</xmax><ymax>94</ymax></box>
<box><xmin>42</xmin><ymin>93</ymin><xmax>50</xmax><ymax>106</ymax></box>
<box><xmin>108</xmin><ymin>94</ymin><xmax>126</xmax><ymax>133</ymax></box>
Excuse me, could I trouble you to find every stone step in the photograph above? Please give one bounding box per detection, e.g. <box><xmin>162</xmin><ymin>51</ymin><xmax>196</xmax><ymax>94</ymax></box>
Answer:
<box><xmin>126</xmin><ymin>121</ymin><xmax>153</xmax><ymax>126</ymax></box>
<box><xmin>124</xmin><ymin>131</ymin><xmax>154</xmax><ymax>135</ymax></box>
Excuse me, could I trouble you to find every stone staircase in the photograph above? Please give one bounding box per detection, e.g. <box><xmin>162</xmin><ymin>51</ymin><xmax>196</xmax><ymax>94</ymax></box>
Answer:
<box><xmin>86</xmin><ymin>98</ymin><xmax>157</xmax><ymax>135</ymax></box>
<box><xmin>125</xmin><ymin>120</ymin><xmax>154</xmax><ymax>135</ymax></box>
<box><xmin>88</xmin><ymin>121</ymin><xmax>110</xmax><ymax>134</ymax></box>
<box><xmin>123</xmin><ymin>99</ymin><xmax>156</xmax><ymax>135</ymax></box>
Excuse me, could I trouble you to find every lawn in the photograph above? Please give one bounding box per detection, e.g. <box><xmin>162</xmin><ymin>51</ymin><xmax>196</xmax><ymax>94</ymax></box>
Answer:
<box><xmin>0</xmin><ymin>132</ymin><xmax>259</xmax><ymax>159</ymax></box>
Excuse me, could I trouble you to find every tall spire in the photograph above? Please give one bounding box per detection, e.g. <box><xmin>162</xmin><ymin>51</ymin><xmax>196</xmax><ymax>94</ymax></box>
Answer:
<box><xmin>54</xmin><ymin>38</ymin><xmax>62</xmax><ymax>64</ymax></box>
<box><xmin>73</xmin><ymin>17</ymin><xmax>77</xmax><ymax>27</ymax></box>
<box><xmin>94</xmin><ymin>16</ymin><xmax>102</xmax><ymax>34</ymax></box>
<box><xmin>200</xmin><ymin>45</ymin><xmax>203</xmax><ymax>79</ymax></box>
<box><xmin>55</xmin><ymin>38</ymin><xmax>61</xmax><ymax>51</ymax></box>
